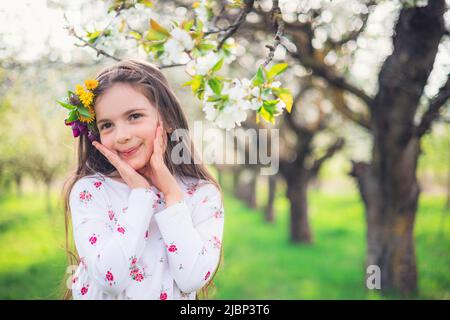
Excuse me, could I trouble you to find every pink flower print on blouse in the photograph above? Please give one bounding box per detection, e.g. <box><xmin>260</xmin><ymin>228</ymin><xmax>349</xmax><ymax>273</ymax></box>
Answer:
<box><xmin>165</xmin><ymin>242</ymin><xmax>178</xmax><ymax>254</ymax></box>
<box><xmin>93</xmin><ymin>181</ymin><xmax>102</xmax><ymax>189</ymax></box>
<box><xmin>186</xmin><ymin>182</ymin><xmax>199</xmax><ymax>196</ymax></box>
<box><xmin>134</xmin><ymin>273</ymin><xmax>144</xmax><ymax>282</ymax></box>
<box><xmin>201</xmin><ymin>196</ymin><xmax>209</xmax><ymax>204</ymax></box>
<box><xmin>204</xmin><ymin>271</ymin><xmax>211</xmax><ymax>281</ymax></box>
<box><xmin>79</xmin><ymin>190</ymin><xmax>93</xmax><ymax>204</ymax></box>
<box><xmin>107</xmin><ymin>210</ymin><xmax>115</xmax><ymax>221</ymax></box>
<box><xmin>122</xmin><ymin>207</ymin><xmax>128</xmax><ymax>214</ymax></box>
<box><xmin>129</xmin><ymin>256</ymin><xmax>147</xmax><ymax>282</ymax></box>
<box><xmin>153</xmin><ymin>193</ymin><xmax>165</xmax><ymax>208</ymax></box>
<box><xmin>117</xmin><ymin>226</ymin><xmax>125</xmax><ymax>234</ymax></box>
<box><xmin>129</xmin><ymin>256</ymin><xmax>138</xmax><ymax>265</ymax></box>
<box><xmin>88</xmin><ymin>233</ymin><xmax>98</xmax><ymax>245</ymax></box>
<box><xmin>80</xmin><ymin>257</ymin><xmax>88</xmax><ymax>271</ymax></box>
<box><xmin>106</xmin><ymin>271</ymin><xmax>114</xmax><ymax>281</ymax></box>
<box><xmin>80</xmin><ymin>284</ymin><xmax>89</xmax><ymax>296</ymax></box>
<box><xmin>213</xmin><ymin>207</ymin><xmax>224</xmax><ymax>219</ymax></box>
<box><xmin>105</xmin><ymin>270</ymin><xmax>116</xmax><ymax>286</ymax></box>
<box><xmin>72</xmin><ymin>276</ymin><xmax>78</xmax><ymax>284</ymax></box>
<box><xmin>160</xmin><ymin>291</ymin><xmax>168</xmax><ymax>300</ymax></box>
<box><xmin>212</xmin><ymin>236</ymin><xmax>222</xmax><ymax>249</ymax></box>
<box><xmin>144</xmin><ymin>230</ymin><xmax>149</xmax><ymax>240</ymax></box>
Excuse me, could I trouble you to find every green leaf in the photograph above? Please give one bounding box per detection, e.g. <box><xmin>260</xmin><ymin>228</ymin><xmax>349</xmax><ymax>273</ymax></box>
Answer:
<box><xmin>197</xmin><ymin>43</ymin><xmax>215</xmax><ymax>52</ymax></box>
<box><xmin>145</xmin><ymin>29</ymin><xmax>168</xmax><ymax>41</ymax></box>
<box><xmin>273</xmin><ymin>87</ymin><xmax>293</xmax><ymax>113</ymax></box>
<box><xmin>77</xmin><ymin>105</ymin><xmax>92</xmax><ymax>118</ymax></box>
<box><xmin>211</xmin><ymin>58</ymin><xmax>224</xmax><ymax>72</ymax></box>
<box><xmin>208</xmin><ymin>78</ymin><xmax>222</xmax><ymax>95</ymax></box>
<box><xmin>129</xmin><ymin>31</ymin><xmax>142</xmax><ymax>40</ymax></box>
<box><xmin>196</xmin><ymin>89</ymin><xmax>205</xmax><ymax>100</ymax></box>
<box><xmin>57</xmin><ymin>100</ymin><xmax>76</xmax><ymax>110</ymax></box>
<box><xmin>259</xmin><ymin>107</ymin><xmax>275</xmax><ymax>124</ymax></box>
<box><xmin>252</xmin><ymin>66</ymin><xmax>265</xmax><ymax>86</ymax></box>
<box><xmin>262</xmin><ymin>99</ymin><xmax>279</xmax><ymax>113</ymax></box>
<box><xmin>195</xmin><ymin>19</ymin><xmax>204</xmax><ymax>37</ymax></box>
<box><xmin>182</xmin><ymin>19</ymin><xmax>194</xmax><ymax>32</ymax></box>
<box><xmin>150</xmin><ymin>19</ymin><xmax>170</xmax><ymax>36</ymax></box>
<box><xmin>138</xmin><ymin>0</ymin><xmax>154</xmax><ymax>7</ymax></box>
<box><xmin>67</xmin><ymin>109</ymin><xmax>78</xmax><ymax>123</ymax></box>
<box><xmin>267</xmin><ymin>63</ymin><xmax>288</xmax><ymax>80</ymax></box>
<box><xmin>207</xmin><ymin>95</ymin><xmax>223</xmax><ymax>102</ymax></box>
<box><xmin>182</xmin><ymin>80</ymin><xmax>192</xmax><ymax>87</ymax></box>
<box><xmin>191</xmin><ymin>75</ymin><xmax>204</xmax><ymax>93</ymax></box>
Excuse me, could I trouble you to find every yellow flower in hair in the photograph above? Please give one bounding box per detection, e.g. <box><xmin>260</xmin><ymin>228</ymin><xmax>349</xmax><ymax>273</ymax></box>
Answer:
<box><xmin>84</xmin><ymin>79</ymin><xmax>99</xmax><ymax>90</ymax></box>
<box><xmin>78</xmin><ymin>114</ymin><xmax>95</xmax><ymax>123</ymax></box>
<box><xmin>78</xmin><ymin>106</ymin><xmax>95</xmax><ymax>123</ymax></box>
<box><xmin>75</xmin><ymin>84</ymin><xmax>85</xmax><ymax>97</ymax></box>
<box><xmin>79</xmin><ymin>90</ymin><xmax>94</xmax><ymax>107</ymax></box>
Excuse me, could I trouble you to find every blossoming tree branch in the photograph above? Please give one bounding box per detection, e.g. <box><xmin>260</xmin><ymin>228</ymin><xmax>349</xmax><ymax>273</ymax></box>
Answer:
<box><xmin>64</xmin><ymin>0</ymin><xmax>293</xmax><ymax>130</ymax></box>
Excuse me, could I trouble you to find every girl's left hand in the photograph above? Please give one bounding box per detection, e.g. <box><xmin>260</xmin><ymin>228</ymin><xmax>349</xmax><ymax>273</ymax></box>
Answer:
<box><xmin>141</xmin><ymin>120</ymin><xmax>183</xmax><ymax>207</ymax></box>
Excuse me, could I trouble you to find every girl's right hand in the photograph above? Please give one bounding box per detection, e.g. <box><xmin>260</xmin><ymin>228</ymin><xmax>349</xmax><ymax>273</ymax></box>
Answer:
<box><xmin>92</xmin><ymin>141</ymin><xmax>151</xmax><ymax>190</ymax></box>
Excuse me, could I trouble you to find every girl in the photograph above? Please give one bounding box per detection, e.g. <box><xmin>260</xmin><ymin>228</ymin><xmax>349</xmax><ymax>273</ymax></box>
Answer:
<box><xmin>61</xmin><ymin>59</ymin><xmax>224</xmax><ymax>300</ymax></box>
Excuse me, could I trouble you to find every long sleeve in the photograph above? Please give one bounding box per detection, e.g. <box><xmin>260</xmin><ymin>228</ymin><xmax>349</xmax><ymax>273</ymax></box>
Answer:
<box><xmin>153</xmin><ymin>182</ymin><xmax>225</xmax><ymax>293</ymax></box>
<box><xmin>69</xmin><ymin>178</ymin><xmax>158</xmax><ymax>297</ymax></box>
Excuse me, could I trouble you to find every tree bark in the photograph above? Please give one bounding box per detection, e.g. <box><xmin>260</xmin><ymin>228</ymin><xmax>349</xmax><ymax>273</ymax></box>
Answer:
<box><xmin>247</xmin><ymin>172</ymin><xmax>257</xmax><ymax>209</ymax></box>
<box><xmin>265</xmin><ymin>174</ymin><xmax>276</xmax><ymax>223</ymax></box>
<box><xmin>351</xmin><ymin>1</ymin><xmax>446</xmax><ymax>296</ymax></box>
<box><xmin>285</xmin><ymin>171</ymin><xmax>312</xmax><ymax>244</ymax></box>
<box><xmin>14</xmin><ymin>172</ymin><xmax>22</xmax><ymax>198</ymax></box>
<box><xmin>43</xmin><ymin>176</ymin><xmax>53</xmax><ymax>215</ymax></box>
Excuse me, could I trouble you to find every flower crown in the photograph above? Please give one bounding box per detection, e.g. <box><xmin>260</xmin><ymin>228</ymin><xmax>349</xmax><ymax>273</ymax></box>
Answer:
<box><xmin>57</xmin><ymin>79</ymin><xmax>99</xmax><ymax>142</ymax></box>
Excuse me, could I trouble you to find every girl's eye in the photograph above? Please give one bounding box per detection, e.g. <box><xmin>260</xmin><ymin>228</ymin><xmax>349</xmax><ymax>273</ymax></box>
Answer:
<box><xmin>130</xmin><ymin>113</ymin><xmax>143</xmax><ymax>120</ymax></box>
<box><xmin>99</xmin><ymin>113</ymin><xmax>143</xmax><ymax>131</ymax></box>
<box><xmin>100</xmin><ymin>123</ymin><xmax>111</xmax><ymax>131</ymax></box>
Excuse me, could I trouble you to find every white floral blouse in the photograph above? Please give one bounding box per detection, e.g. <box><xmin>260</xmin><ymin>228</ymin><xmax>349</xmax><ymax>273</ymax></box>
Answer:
<box><xmin>69</xmin><ymin>172</ymin><xmax>224</xmax><ymax>300</ymax></box>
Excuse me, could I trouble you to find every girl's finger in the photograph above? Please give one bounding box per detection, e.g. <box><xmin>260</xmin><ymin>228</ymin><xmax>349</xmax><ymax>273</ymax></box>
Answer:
<box><xmin>93</xmin><ymin>142</ymin><xmax>123</xmax><ymax>171</ymax></box>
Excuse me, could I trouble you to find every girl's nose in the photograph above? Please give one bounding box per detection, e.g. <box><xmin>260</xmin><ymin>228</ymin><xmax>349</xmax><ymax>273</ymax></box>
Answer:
<box><xmin>115</xmin><ymin>125</ymin><xmax>132</xmax><ymax>144</ymax></box>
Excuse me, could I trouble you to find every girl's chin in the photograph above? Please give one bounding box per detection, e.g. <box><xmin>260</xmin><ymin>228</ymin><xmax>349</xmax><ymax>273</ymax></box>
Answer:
<box><xmin>126</xmin><ymin>159</ymin><xmax>149</xmax><ymax>172</ymax></box>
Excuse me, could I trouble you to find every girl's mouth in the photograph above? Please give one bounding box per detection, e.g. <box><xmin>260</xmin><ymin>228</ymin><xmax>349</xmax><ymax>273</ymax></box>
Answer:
<box><xmin>120</xmin><ymin>144</ymin><xmax>142</xmax><ymax>158</ymax></box>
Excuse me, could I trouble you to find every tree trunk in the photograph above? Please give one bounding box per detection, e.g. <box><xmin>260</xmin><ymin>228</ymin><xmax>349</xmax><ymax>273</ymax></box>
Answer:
<box><xmin>14</xmin><ymin>172</ymin><xmax>23</xmax><ymax>198</ymax></box>
<box><xmin>232</xmin><ymin>168</ymin><xmax>242</xmax><ymax>198</ymax></box>
<box><xmin>353</xmin><ymin>144</ymin><xmax>420</xmax><ymax>296</ymax></box>
<box><xmin>265</xmin><ymin>174</ymin><xmax>276</xmax><ymax>223</ymax></box>
<box><xmin>286</xmin><ymin>172</ymin><xmax>312</xmax><ymax>244</ymax></box>
<box><xmin>247</xmin><ymin>172</ymin><xmax>257</xmax><ymax>209</ymax></box>
<box><xmin>44</xmin><ymin>178</ymin><xmax>53</xmax><ymax>215</ymax></box>
<box><xmin>351</xmin><ymin>1</ymin><xmax>446</xmax><ymax>296</ymax></box>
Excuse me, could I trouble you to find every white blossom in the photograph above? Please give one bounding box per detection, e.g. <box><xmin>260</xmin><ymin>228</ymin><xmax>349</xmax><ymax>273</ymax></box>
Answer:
<box><xmin>171</xmin><ymin>28</ymin><xmax>194</xmax><ymax>51</ymax></box>
<box><xmin>186</xmin><ymin>51</ymin><xmax>221</xmax><ymax>76</ymax></box>
<box><xmin>271</xmin><ymin>81</ymin><xmax>281</xmax><ymax>88</ymax></box>
<box><xmin>161</xmin><ymin>28</ymin><xmax>193</xmax><ymax>64</ymax></box>
<box><xmin>215</xmin><ymin>105</ymin><xmax>248</xmax><ymax>130</ymax></box>
<box><xmin>276</xmin><ymin>99</ymin><xmax>286</xmax><ymax>113</ymax></box>
<box><xmin>250</xmin><ymin>98</ymin><xmax>263</xmax><ymax>111</ymax></box>
<box><xmin>194</xmin><ymin>0</ymin><xmax>210</xmax><ymax>30</ymax></box>
<box><xmin>203</xmin><ymin>101</ymin><xmax>219</xmax><ymax>121</ymax></box>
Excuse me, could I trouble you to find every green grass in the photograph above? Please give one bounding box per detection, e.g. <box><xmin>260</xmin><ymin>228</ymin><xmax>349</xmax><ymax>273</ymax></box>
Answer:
<box><xmin>0</xmin><ymin>188</ymin><xmax>448</xmax><ymax>299</ymax></box>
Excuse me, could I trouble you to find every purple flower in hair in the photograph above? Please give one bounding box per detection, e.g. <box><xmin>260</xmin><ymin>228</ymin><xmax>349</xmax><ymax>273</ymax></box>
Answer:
<box><xmin>87</xmin><ymin>130</ymin><xmax>99</xmax><ymax>142</ymax></box>
<box><xmin>65</xmin><ymin>119</ymin><xmax>87</xmax><ymax>138</ymax></box>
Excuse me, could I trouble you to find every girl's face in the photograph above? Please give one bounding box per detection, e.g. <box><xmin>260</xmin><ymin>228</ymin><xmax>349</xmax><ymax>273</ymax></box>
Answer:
<box><xmin>94</xmin><ymin>82</ymin><xmax>159</xmax><ymax>171</ymax></box>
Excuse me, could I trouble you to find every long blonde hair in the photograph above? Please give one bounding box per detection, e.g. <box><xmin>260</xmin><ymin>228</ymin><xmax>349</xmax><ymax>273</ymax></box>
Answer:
<box><xmin>60</xmin><ymin>59</ymin><xmax>224</xmax><ymax>300</ymax></box>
